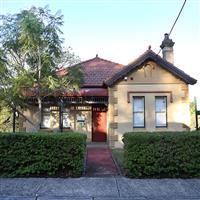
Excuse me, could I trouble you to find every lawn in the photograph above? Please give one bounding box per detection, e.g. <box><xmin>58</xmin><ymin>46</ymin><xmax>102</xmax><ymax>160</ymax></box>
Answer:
<box><xmin>112</xmin><ymin>148</ymin><xmax>124</xmax><ymax>173</ymax></box>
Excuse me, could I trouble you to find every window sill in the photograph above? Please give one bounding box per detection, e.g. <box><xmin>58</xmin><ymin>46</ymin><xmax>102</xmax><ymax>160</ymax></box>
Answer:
<box><xmin>62</xmin><ymin>128</ymin><xmax>72</xmax><ymax>131</ymax></box>
<box><xmin>39</xmin><ymin>128</ymin><xmax>72</xmax><ymax>132</ymax></box>
<box><xmin>39</xmin><ymin>128</ymin><xmax>53</xmax><ymax>132</ymax></box>
<box><xmin>40</xmin><ymin>127</ymin><xmax>50</xmax><ymax>129</ymax></box>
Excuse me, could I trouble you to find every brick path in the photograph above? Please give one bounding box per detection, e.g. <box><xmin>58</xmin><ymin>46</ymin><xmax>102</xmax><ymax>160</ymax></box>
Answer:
<box><xmin>85</xmin><ymin>145</ymin><xmax>119</xmax><ymax>176</ymax></box>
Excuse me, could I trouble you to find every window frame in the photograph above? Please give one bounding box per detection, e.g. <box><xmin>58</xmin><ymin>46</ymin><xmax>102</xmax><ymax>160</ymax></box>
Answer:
<box><xmin>155</xmin><ymin>96</ymin><xmax>168</xmax><ymax>128</ymax></box>
<box><xmin>41</xmin><ymin>107</ymin><xmax>51</xmax><ymax>129</ymax></box>
<box><xmin>62</xmin><ymin>107</ymin><xmax>71</xmax><ymax>129</ymax></box>
<box><xmin>132</xmin><ymin>96</ymin><xmax>145</xmax><ymax>128</ymax></box>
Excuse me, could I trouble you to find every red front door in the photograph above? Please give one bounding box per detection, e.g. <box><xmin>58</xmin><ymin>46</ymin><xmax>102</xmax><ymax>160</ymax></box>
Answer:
<box><xmin>92</xmin><ymin>111</ymin><xmax>107</xmax><ymax>142</ymax></box>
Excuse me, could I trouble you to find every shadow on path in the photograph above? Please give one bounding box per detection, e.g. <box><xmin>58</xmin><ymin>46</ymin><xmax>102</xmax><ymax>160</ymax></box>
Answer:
<box><xmin>85</xmin><ymin>144</ymin><xmax>119</xmax><ymax>177</ymax></box>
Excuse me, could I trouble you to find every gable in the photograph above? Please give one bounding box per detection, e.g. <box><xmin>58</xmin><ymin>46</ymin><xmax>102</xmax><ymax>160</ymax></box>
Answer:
<box><xmin>106</xmin><ymin>50</ymin><xmax>197</xmax><ymax>86</ymax></box>
<box><xmin>122</xmin><ymin>61</ymin><xmax>184</xmax><ymax>84</ymax></box>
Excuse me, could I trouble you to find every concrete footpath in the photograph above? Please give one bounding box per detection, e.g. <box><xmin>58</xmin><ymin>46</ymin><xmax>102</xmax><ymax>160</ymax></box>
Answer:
<box><xmin>0</xmin><ymin>177</ymin><xmax>200</xmax><ymax>200</ymax></box>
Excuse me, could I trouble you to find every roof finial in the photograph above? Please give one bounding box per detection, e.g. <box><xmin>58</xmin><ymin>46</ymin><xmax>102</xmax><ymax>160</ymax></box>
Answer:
<box><xmin>148</xmin><ymin>45</ymin><xmax>151</xmax><ymax>50</ymax></box>
<box><xmin>96</xmin><ymin>54</ymin><xmax>98</xmax><ymax>58</ymax></box>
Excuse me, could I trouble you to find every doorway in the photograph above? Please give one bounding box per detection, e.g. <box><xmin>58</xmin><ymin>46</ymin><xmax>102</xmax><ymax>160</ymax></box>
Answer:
<box><xmin>92</xmin><ymin>106</ymin><xmax>107</xmax><ymax>142</ymax></box>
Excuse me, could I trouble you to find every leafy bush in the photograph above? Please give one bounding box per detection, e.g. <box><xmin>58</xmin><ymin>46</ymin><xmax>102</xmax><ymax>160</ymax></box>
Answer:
<box><xmin>123</xmin><ymin>132</ymin><xmax>200</xmax><ymax>178</ymax></box>
<box><xmin>0</xmin><ymin>132</ymin><xmax>86</xmax><ymax>177</ymax></box>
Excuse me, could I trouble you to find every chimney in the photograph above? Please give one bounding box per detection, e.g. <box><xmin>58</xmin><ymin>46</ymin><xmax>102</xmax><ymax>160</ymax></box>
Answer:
<box><xmin>160</xmin><ymin>33</ymin><xmax>175</xmax><ymax>64</ymax></box>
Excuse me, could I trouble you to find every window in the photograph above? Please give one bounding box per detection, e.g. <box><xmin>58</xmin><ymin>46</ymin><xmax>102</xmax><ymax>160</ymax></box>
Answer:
<box><xmin>41</xmin><ymin>107</ymin><xmax>50</xmax><ymax>128</ymax></box>
<box><xmin>133</xmin><ymin>96</ymin><xmax>145</xmax><ymax>128</ymax></box>
<box><xmin>155</xmin><ymin>96</ymin><xmax>167</xmax><ymax>127</ymax></box>
<box><xmin>63</xmin><ymin>108</ymin><xmax>71</xmax><ymax>128</ymax></box>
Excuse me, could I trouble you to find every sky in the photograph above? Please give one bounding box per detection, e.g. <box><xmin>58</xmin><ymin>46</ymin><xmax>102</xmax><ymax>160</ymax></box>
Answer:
<box><xmin>0</xmin><ymin>0</ymin><xmax>200</xmax><ymax>101</ymax></box>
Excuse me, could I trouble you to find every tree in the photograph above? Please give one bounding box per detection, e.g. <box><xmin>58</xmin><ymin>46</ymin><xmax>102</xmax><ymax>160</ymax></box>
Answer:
<box><xmin>190</xmin><ymin>100</ymin><xmax>200</xmax><ymax>130</ymax></box>
<box><xmin>0</xmin><ymin>6</ymin><xmax>83</xmax><ymax>130</ymax></box>
<box><xmin>0</xmin><ymin>101</ymin><xmax>12</xmax><ymax>132</ymax></box>
<box><xmin>190</xmin><ymin>102</ymin><xmax>196</xmax><ymax>130</ymax></box>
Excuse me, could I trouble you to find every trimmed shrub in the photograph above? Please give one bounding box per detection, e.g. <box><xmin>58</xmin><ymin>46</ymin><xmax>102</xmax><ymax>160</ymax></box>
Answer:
<box><xmin>0</xmin><ymin>132</ymin><xmax>86</xmax><ymax>177</ymax></box>
<box><xmin>123</xmin><ymin>132</ymin><xmax>200</xmax><ymax>178</ymax></box>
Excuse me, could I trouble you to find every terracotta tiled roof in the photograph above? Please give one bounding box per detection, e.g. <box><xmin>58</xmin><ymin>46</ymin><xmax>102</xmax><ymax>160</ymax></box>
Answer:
<box><xmin>56</xmin><ymin>56</ymin><xmax>124</xmax><ymax>87</ymax></box>
<box><xmin>57</xmin><ymin>56</ymin><xmax>124</xmax><ymax>87</ymax></box>
<box><xmin>106</xmin><ymin>50</ymin><xmax>197</xmax><ymax>86</ymax></box>
<box><xmin>78</xmin><ymin>56</ymin><xmax>124</xmax><ymax>87</ymax></box>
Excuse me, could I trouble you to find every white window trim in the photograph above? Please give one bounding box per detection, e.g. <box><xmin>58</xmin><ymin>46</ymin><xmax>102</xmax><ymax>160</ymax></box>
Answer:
<box><xmin>132</xmin><ymin>96</ymin><xmax>145</xmax><ymax>128</ymax></box>
<box><xmin>62</xmin><ymin>108</ymin><xmax>71</xmax><ymax>128</ymax></box>
<box><xmin>155</xmin><ymin>96</ymin><xmax>167</xmax><ymax>128</ymax></box>
<box><xmin>41</xmin><ymin>107</ymin><xmax>51</xmax><ymax>128</ymax></box>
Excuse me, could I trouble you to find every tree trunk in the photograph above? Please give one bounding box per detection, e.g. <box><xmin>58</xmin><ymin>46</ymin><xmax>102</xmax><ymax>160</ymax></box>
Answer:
<box><xmin>59</xmin><ymin>100</ymin><xmax>63</xmax><ymax>132</ymax></box>
<box><xmin>37</xmin><ymin>47</ymin><xmax>42</xmax><ymax>129</ymax></box>
<box><xmin>12</xmin><ymin>105</ymin><xmax>16</xmax><ymax>133</ymax></box>
<box><xmin>195</xmin><ymin>97</ymin><xmax>199</xmax><ymax>130</ymax></box>
<box><xmin>37</xmin><ymin>97</ymin><xmax>42</xmax><ymax>129</ymax></box>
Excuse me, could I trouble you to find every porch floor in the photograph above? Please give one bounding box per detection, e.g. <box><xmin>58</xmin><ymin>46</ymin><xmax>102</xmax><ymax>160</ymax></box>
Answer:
<box><xmin>85</xmin><ymin>143</ymin><xmax>120</xmax><ymax>177</ymax></box>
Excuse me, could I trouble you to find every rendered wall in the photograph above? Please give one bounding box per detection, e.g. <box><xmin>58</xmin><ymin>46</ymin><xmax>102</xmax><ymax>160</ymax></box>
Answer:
<box><xmin>72</xmin><ymin>110</ymin><xmax>92</xmax><ymax>141</ymax></box>
<box><xmin>23</xmin><ymin>106</ymin><xmax>92</xmax><ymax>141</ymax></box>
<box><xmin>108</xmin><ymin>61</ymin><xmax>190</xmax><ymax>148</ymax></box>
<box><xmin>23</xmin><ymin>106</ymin><xmax>40</xmax><ymax>132</ymax></box>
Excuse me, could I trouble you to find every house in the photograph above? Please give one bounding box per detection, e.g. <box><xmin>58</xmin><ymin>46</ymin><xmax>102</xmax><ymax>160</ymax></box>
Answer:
<box><xmin>22</xmin><ymin>34</ymin><xmax>197</xmax><ymax>148</ymax></box>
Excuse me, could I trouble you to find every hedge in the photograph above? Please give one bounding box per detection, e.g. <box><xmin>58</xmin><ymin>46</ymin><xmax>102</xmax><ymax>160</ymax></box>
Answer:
<box><xmin>123</xmin><ymin>132</ymin><xmax>200</xmax><ymax>178</ymax></box>
<box><xmin>0</xmin><ymin>132</ymin><xmax>86</xmax><ymax>177</ymax></box>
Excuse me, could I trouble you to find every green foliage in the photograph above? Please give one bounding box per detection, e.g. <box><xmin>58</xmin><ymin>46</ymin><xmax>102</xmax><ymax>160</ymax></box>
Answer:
<box><xmin>190</xmin><ymin>102</ymin><xmax>200</xmax><ymax>130</ymax></box>
<box><xmin>190</xmin><ymin>102</ymin><xmax>196</xmax><ymax>130</ymax></box>
<box><xmin>0</xmin><ymin>132</ymin><xmax>86</xmax><ymax>177</ymax></box>
<box><xmin>12</xmin><ymin>70</ymin><xmax>35</xmax><ymax>99</ymax></box>
<box><xmin>0</xmin><ymin>102</ymin><xmax>13</xmax><ymax>132</ymax></box>
<box><xmin>0</xmin><ymin>6</ymin><xmax>83</xmax><ymax>106</ymax></box>
<box><xmin>67</xmin><ymin>65</ymin><xmax>84</xmax><ymax>90</ymax></box>
<box><xmin>123</xmin><ymin>132</ymin><xmax>200</xmax><ymax>178</ymax></box>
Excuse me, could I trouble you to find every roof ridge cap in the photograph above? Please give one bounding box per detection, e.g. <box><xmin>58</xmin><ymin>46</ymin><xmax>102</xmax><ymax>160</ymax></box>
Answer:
<box><xmin>78</xmin><ymin>57</ymin><xmax>98</xmax><ymax>65</ymax></box>
<box><xmin>95</xmin><ymin>57</ymin><xmax>124</xmax><ymax>66</ymax></box>
<box><xmin>58</xmin><ymin>57</ymin><xmax>98</xmax><ymax>70</ymax></box>
<box><xmin>79</xmin><ymin>56</ymin><xmax>124</xmax><ymax>67</ymax></box>
<box><xmin>61</xmin><ymin>56</ymin><xmax>124</xmax><ymax>70</ymax></box>
<box><xmin>127</xmin><ymin>49</ymin><xmax>155</xmax><ymax>65</ymax></box>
